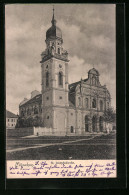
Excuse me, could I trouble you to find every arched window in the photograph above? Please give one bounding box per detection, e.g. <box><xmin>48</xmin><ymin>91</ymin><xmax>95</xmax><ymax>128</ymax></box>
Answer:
<box><xmin>100</xmin><ymin>100</ymin><xmax>103</xmax><ymax>111</ymax></box>
<box><xmin>92</xmin><ymin>99</ymin><xmax>96</xmax><ymax>108</ymax></box>
<box><xmin>99</xmin><ymin>116</ymin><xmax>103</xmax><ymax>132</ymax></box>
<box><xmin>92</xmin><ymin>116</ymin><xmax>97</xmax><ymax>132</ymax></box>
<box><xmin>59</xmin><ymin>72</ymin><xmax>63</xmax><ymax>86</ymax></box>
<box><xmin>92</xmin><ymin>77</ymin><xmax>96</xmax><ymax>85</ymax></box>
<box><xmin>70</xmin><ymin>126</ymin><xmax>74</xmax><ymax>133</ymax></box>
<box><xmin>85</xmin><ymin>116</ymin><xmax>89</xmax><ymax>132</ymax></box>
<box><xmin>48</xmin><ymin>49</ymin><xmax>50</xmax><ymax>55</ymax></box>
<box><xmin>27</xmin><ymin>108</ymin><xmax>30</xmax><ymax>115</ymax></box>
<box><xmin>85</xmin><ymin>98</ymin><xmax>89</xmax><ymax>108</ymax></box>
<box><xmin>21</xmin><ymin>110</ymin><xmax>24</xmax><ymax>117</ymax></box>
<box><xmin>107</xmin><ymin>102</ymin><xmax>109</xmax><ymax>109</ymax></box>
<box><xmin>58</xmin><ymin>48</ymin><xmax>60</xmax><ymax>54</ymax></box>
<box><xmin>78</xmin><ymin>97</ymin><xmax>81</xmax><ymax>107</ymax></box>
<box><xmin>34</xmin><ymin>107</ymin><xmax>38</xmax><ymax>114</ymax></box>
<box><xmin>46</xmin><ymin>71</ymin><xmax>49</xmax><ymax>87</ymax></box>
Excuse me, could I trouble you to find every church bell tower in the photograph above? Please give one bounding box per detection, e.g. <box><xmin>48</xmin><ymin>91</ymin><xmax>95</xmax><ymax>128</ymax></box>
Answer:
<box><xmin>40</xmin><ymin>8</ymin><xmax>69</xmax><ymax>135</ymax></box>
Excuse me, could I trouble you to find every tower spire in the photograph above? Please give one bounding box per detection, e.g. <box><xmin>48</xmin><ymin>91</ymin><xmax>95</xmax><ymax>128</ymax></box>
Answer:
<box><xmin>53</xmin><ymin>5</ymin><xmax>54</xmax><ymax>20</ymax></box>
<box><xmin>51</xmin><ymin>5</ymin><xmax>56</xmax><ymax>26</ymax></box>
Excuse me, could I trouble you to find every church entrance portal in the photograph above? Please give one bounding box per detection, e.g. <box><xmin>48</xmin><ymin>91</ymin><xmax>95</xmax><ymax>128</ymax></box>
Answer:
<box><xmin>56</xmin><ymin>112</ymin><xmax>66</xmax><ymax>135</ymax></box>
<box><xmin>85</xmin><ymin>116</ymin><xmax>89</xmax><ymax>132</ymax></box>
<box><xmin>99</xmin><ymin>116</ymin><xmax>103</xmax><ymax>132</ymax></box>
<box><xmin>92</xmin><ymin>116</ymin><xmax>97</xmax><ymax>132</ymax></box>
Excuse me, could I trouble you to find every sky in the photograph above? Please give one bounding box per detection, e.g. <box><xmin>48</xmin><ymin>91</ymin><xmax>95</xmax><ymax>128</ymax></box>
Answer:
<box><xmin>5</xmin><ymin>4</ymin><xmax>116</xmax><ymax>114</ymax></box>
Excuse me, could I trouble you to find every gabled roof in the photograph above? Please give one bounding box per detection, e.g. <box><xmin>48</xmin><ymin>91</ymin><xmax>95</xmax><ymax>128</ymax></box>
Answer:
<box><xmin>6</xmin><ymin>110</ymin><xmax>18</xmax><ymax>118</ymax></box>
<box><xmin>20</xmin><ymin>94</ymin><xmax>42</xmax><ymax>107</ymax></box>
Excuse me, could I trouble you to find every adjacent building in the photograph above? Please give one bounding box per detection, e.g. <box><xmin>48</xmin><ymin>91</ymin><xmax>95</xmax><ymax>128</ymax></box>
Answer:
<box><xmin>19</xmin><ymin>9</ymin><xmax>111</xmax><ymax>135</ymax></box>
<box><xmin>6</xmin><ymin>110</ymin><xmax>18</xmax><ymax>129</ymax></box>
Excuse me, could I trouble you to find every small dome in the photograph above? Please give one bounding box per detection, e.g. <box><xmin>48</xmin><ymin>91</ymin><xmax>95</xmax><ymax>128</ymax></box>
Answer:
<box><xmin>46</xmin><ymin>24</ymin><xmax>62</xmax><ymax>40</ymax></box>
<box><xmin>88</xmin><ymin>68</ymin><xmax>99</xmax><ymax>76</ymax></box>
<box><xmin>46</xmin><ymin>10</ymin><xmax>62</xmax><ymax>40</ymax></box>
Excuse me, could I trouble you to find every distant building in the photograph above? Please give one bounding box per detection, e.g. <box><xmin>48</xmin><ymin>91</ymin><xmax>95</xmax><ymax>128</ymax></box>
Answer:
<box><xmin>19</xmin><ymin>91</ymin><xmax>42</xmax><ymax>119</ymax></box>
<box><xmin>6</xmin><ymin>110</ymin><xmax>18</xmax><ymax>129</ymax></box>
<box><xmin>19</xmin><ymin>9</ymin><xmax>111</xmax><ymax>135</ymax></box>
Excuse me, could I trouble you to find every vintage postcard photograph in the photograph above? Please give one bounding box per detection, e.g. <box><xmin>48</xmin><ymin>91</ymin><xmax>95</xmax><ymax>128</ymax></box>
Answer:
<box><xmin>6</xmin><ymin>4</ymin><xmax>116</xmax><ymax>179</ymax></box>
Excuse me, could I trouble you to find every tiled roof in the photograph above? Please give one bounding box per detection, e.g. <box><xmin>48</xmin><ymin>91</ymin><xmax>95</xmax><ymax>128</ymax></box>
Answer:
<box><xmin>20</xmin><ymin>94</ymin><xmax>42</xmax><ymax>107</ymax></box>
<box><xmin>6</xmin><ymin>110</ymin><xmax>18</xmax><ymax>118</ymax></box>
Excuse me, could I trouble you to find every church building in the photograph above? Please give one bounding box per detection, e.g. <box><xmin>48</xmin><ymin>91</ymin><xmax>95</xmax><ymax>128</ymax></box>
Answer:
<box><xmin>19</xmin><ymin>9</ymin><xmax>111</xmax><ymax>136</ymax></box>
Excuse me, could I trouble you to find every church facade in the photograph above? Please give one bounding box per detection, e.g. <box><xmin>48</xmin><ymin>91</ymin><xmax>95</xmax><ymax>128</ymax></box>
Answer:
<box><xmin>19</xmin><ymin>10</ymin><xmax>111</xmax><ymax>136</ymax></box>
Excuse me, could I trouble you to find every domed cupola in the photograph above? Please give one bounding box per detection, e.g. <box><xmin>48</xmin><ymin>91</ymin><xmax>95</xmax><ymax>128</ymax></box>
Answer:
<box><xmin>88</xmin><ymin>68</ymin><xmax>100</xmax><ymax>86</ymax></box>
<box><xmin>46</xmin><ymin>8</ymin><xmax>62</xmax><ymax>40</ymax></box>
<box><xmin>88</xmin><ymin>68</ymin><xmax>100</xmax><ymax>76</ymax></box>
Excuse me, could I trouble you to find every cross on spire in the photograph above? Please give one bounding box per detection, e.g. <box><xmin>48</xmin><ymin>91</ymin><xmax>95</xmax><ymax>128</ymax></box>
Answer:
<box><xmin>51</xmin><ymin>5</ymin><xmax>56</xmax><ymax>26</ymax></box>
<box><xmin>53</xmin><ymin>5</ymin><xmax>54</xmax><ymax>20</ymax></box>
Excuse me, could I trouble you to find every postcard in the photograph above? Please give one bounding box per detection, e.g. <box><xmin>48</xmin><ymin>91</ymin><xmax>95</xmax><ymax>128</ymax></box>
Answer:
<box><xmin>6</xmin><ymin>4</ymin><xmax>116</xmax><ymax>180</ymax></box>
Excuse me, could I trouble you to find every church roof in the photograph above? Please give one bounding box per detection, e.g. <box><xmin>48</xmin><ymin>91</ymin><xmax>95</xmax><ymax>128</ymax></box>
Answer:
<box><xmin>69</xmin><ymin>81</ymin><xmax>80</xmax><ymax>93</ymax></box>
<box><xmin>20</xmin><ymin>94</ymin><xmax>42</xmax><ymax>107</ymax></box>
<box><xmin>6</xmin><ymin>110</ymin><xmax>18</xmax><ymax>118</ymax></box>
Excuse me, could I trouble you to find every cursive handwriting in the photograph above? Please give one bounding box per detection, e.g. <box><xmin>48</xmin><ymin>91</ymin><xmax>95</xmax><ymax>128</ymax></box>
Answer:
<box><xmin>7</xmin><ymin>160</ymin><xmax>116</xmax><ymax>178</ymax></box>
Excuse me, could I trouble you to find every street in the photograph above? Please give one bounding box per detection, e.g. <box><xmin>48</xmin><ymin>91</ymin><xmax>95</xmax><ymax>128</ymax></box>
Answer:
<box><xmin>6</xmin><ymin>133</ymin><xmax>116</xmax><ymax>160</ymax></box>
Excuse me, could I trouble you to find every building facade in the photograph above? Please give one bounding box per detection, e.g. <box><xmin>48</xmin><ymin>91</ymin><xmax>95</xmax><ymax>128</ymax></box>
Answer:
<box><xmin>6</xmin><ymin>110</ymin><xmax>18</xmax><ymax>129</ymax></box>
<box><xmin>19</xmin><ymin>10</ymin><xmax>111</xmax><ymax>135</ymax></box>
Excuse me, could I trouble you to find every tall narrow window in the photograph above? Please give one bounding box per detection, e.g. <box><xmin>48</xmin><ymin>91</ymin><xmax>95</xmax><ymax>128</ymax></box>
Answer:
<box><xmin>99</xmin><ymin>116</ymin><xmax>103</xmax><ymax>132</ymax></box>
<box><xmin>34</xmin><ymin>107</ymin><xmax>38</xmax><ymax>114</ymax></box>
<box><xmin>107</xmin><ymin>102</ymin><xmax>109</xmax><ymax>109</ymax></box>
<box><xmin>27</xmin><ymin>109</ymin><xmax>29</xmax><ymax>116</ymax></box>
<box><xmin>78</xmin><ymin>97</ymin><xmax>81</xmax><ymax>107</ymax></box>
<box><xmin>100</xmin><ymin>100</ymin><xmax>103</xmax><ymax>111</ymax></box>
<box><xmin>46</xmin><ymin>71</ymin><xmax>49</xmax><ymax>87</ymax></box>
<box><xmin>85</xmin><ymin>98</ymin><xmax>89</xmax><ymax>108</ymax></box>
<box><xmin>92</xmin><ymin>77</ymin><xmax>96</xmax><ymax>85</ymax></box>
<box><xmin>21</xmin><ymin>110</ymin><xmax>24</xmax><ymax>117</ymax></box>
<box><xmin>92</xmin><ymin>99</ymin><xmax>96</xmax><ymax>108</ymax></box>
<box><xmin>59</xmin><ymin>72</ymin><xmax>63</xmax><ymax>86</ymax></box>
<box><xmin>58</xmin><ymin>48</ymin><xmax>60</xmax><ymax>54</ymax></box>
<box><xmin>70</xmin><ymin>126</ymin><xmax>74</xmax><ymax>133</ymax></box>
<box><xmin>85</xmin><ymin>116</ymin><xmax>89</xmax><ymax>132</ymax></box>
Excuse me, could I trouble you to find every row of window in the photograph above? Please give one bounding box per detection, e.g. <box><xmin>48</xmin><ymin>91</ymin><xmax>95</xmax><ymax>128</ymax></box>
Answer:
<box><xmin>21</xmin><ymin>107</ymin><xmax>42</xmax><ymax>117</ymax></box>
<box><xmin>7</xmin><ymin>119</ymin><xmax>16</xmax><ymax>122</ymax></box>
<box><xmin>46</xmin><ymin>71</ymin><xmax>63</xmax><ymax>87</ymax></box>
<box><xmin>7</xmin><ymin>123</ymin><xmax>15</xmax><ymax>127</ymax></box>
<box><xmin>48</xmin><ymin>47</ymin><xmax>61</xmax><ymax>55</ymax></box>
<box><xmin>46</xmin><ymin>96</ymin><xmax>62</xmax><ymax>100</ymax></box>
<box><xmin>70</xmin><ymin>116</ymin><xmax>104</xmax><ymax>133</ymax></box>
<box><xmin>78</xmin><ymin>98</ymin><xmax>109</xmax><ymax>110</ymax></box>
